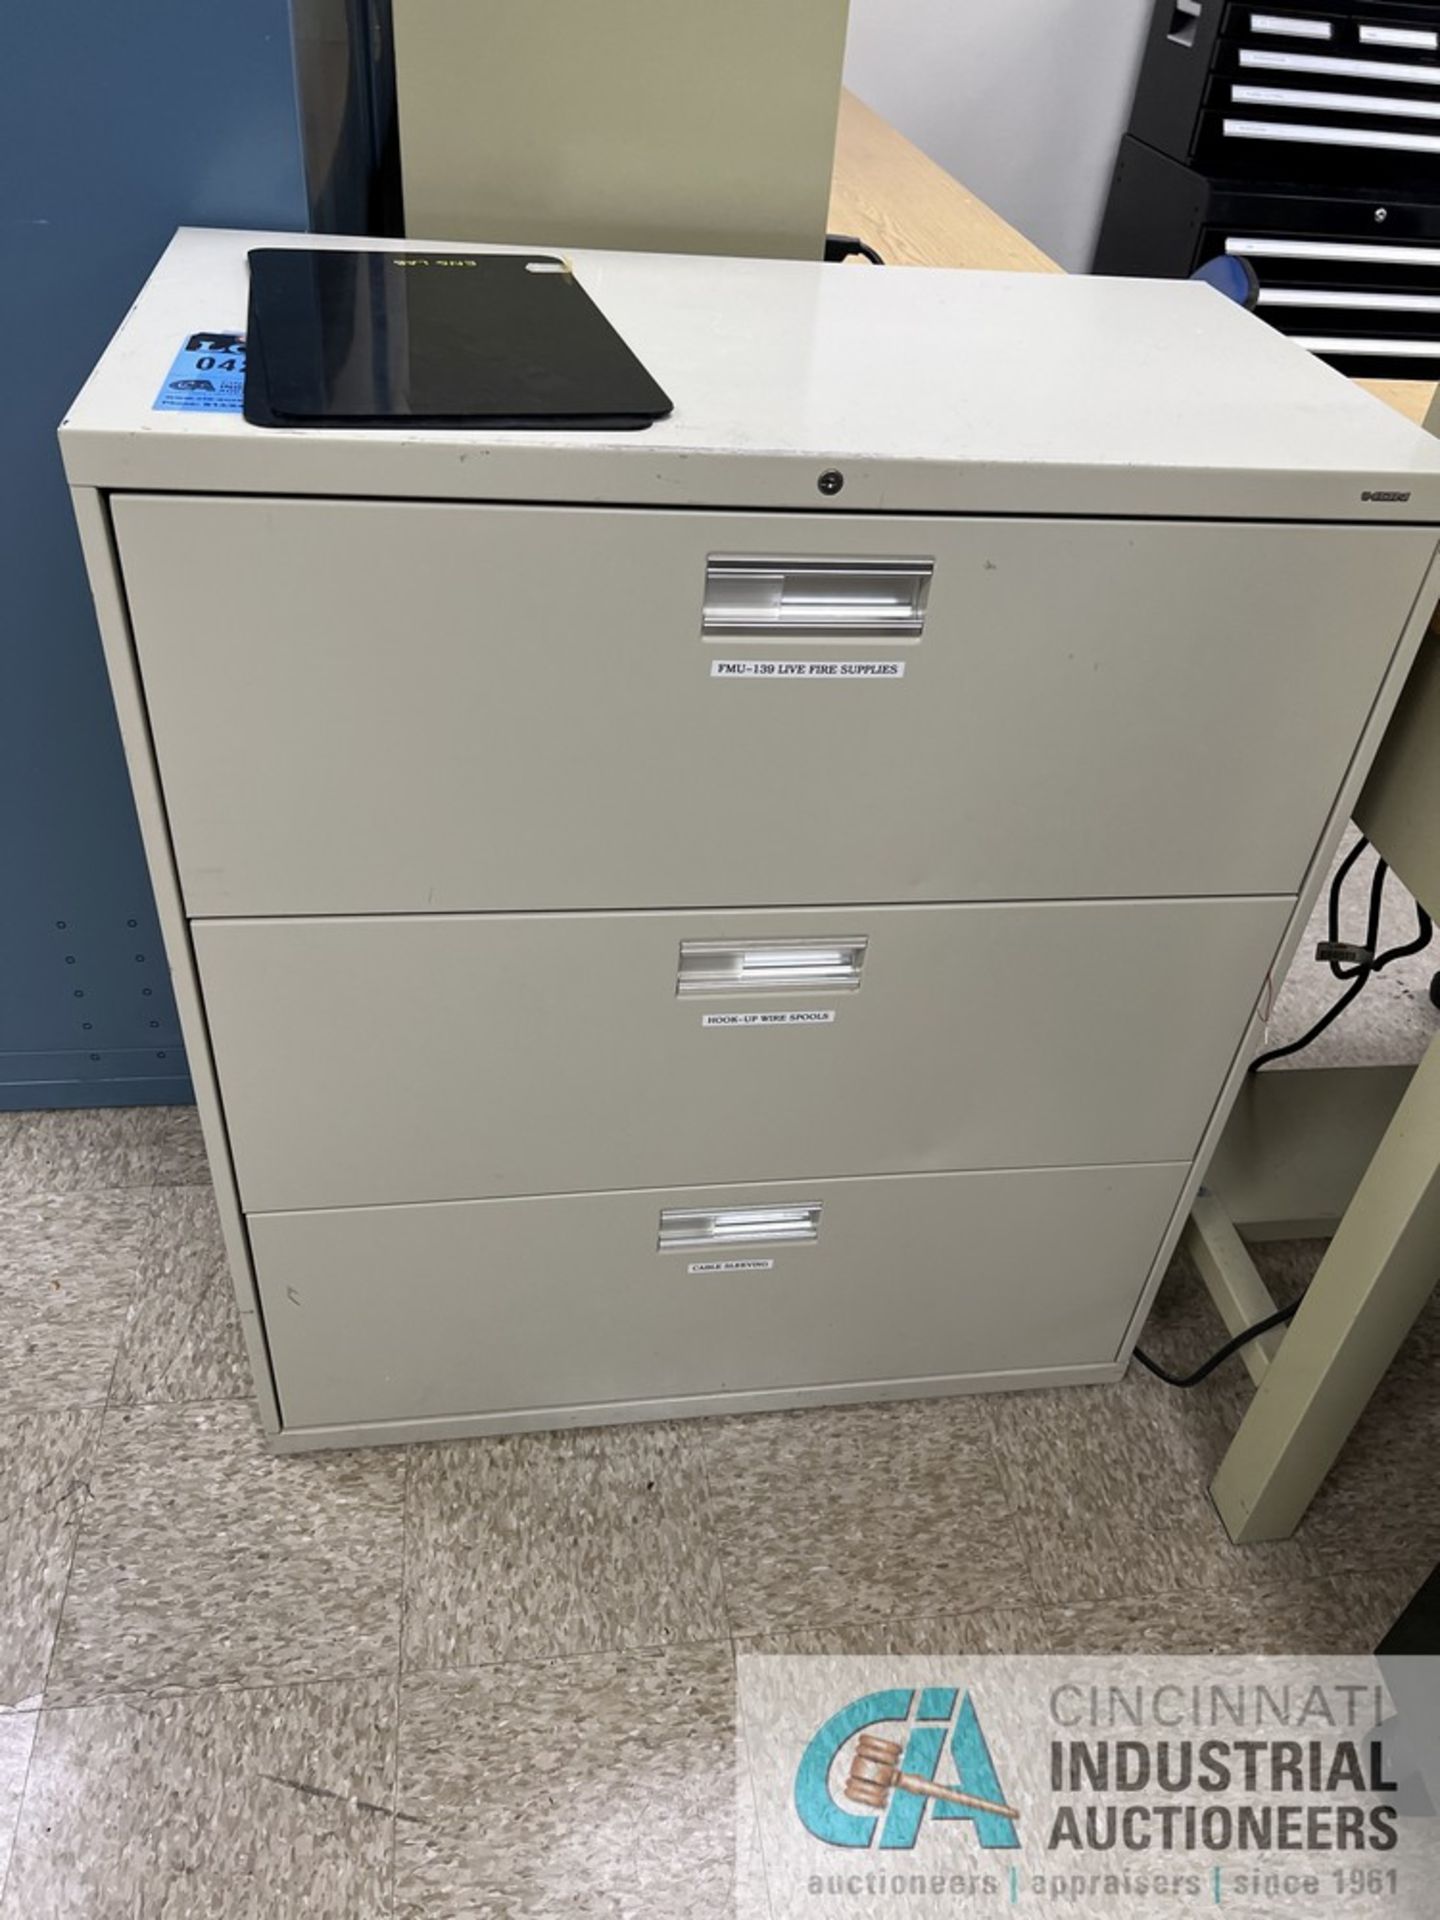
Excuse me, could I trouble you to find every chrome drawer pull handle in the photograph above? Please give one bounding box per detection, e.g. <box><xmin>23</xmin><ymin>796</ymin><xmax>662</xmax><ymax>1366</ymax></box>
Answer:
<box><xmin>1258</xmin><ymin>288</ymin><xmax>1440</xmax><ymax>314</ymax></box>
<box><xmin>1288</xmin><ymin>336</ymin><xmax>1440</xmax><ymax>359</ymax></box>
<box><xmin>1250</xmin><ymin>14</ymin><xmax>1331</xmax><ymax>42</ymax></box>
<box><xmin>1232</xmin><ymin>83</ymin><xmax>1440</xmax><ymax>123</ymax></box>
<box><xmin>677</xmin><ymin>937</ymin><xmax>867</xmax><ymax>996</ymax></box>
<box><xmin>1224</xmin><ymin>116</ymin><xmax>1440</xmax><ymax>155</ymax></box>
<box><xmin>658</xmin><ymin>1204</ymin><xmax>821</xmax><ymax>1251</ymax></box>
<box><xmin>1226</xmin><ymin>236</ymin><xmax>1440</xmax><ymax>266</ymax></box>
<box><xmin>1238</xmin><ymin>49</ymin><xmax>1440</xmax><ymax>85</ymax></box>
<box><xmin>703</xmin><ymin>557</ymin><xmax>932</xmax><ymax>638</ymax></box>
<box><xmin>1360</xmin><ymin>26</ymin><xmax>1438</xmax><ymax>53</ymax></box>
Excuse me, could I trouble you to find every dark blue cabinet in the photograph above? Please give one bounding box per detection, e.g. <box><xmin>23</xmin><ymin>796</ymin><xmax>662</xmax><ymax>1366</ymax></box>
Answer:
<box><xmin>1</xmin><ymin>3</ymin><xmax>309</xmax><ymax>1108</ymax></box>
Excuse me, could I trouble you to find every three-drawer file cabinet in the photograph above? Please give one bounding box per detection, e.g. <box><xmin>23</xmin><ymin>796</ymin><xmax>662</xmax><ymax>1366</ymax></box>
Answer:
<box><xmin>62</xmin><ymin>228</ymin><xmax>1440</xmax><ymax>1449</ymax></box>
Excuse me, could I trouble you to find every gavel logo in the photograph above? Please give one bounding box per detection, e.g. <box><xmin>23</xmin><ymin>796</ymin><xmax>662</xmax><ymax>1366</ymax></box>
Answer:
<box><xmin>844</xmin><ymin>1733</ymin><xmax>1021</xmax><ymax>1823</ymax></box>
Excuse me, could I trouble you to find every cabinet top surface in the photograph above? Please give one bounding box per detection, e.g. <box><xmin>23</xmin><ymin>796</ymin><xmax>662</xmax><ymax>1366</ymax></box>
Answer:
<box><xmin>59</xmin><ymin>226</ymin><xmax>1440</xmax><ymax>520</ymax></box>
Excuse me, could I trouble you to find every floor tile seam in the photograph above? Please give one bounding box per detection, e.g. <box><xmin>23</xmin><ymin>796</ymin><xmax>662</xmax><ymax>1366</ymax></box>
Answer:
<box><xmin>693</xmin><ymin>1421</ymin><xmax>743</xmax><ymax>1646</ymax></box>
<box><xmin>399</xmin><ymin>1632</ymin><xmax>739</xmax><ymax>1684</ymax></box>
<box><xmin>0</xmin><ymin>1177</ymin><xmax>208</xmax><ymax>1208</ymax></box>
<box><xmin>38</xmin><ymin>1664</ymin><xmax>403</xmax><ymax>1713</ymax></box>
<box><xmin>10</xmin><ymin>1403</ymin><xmax>103</xmax><ymax>1899</ymax></box>
<box><xmin>390</xmin><ymin>1449</ymin><xmax>412</xmax><ymax>1920</ymax></box>
<box><xmin>0</xmin><ymin>1705</ymin><xmax>40</xmax><ymax>1915</ymax></box>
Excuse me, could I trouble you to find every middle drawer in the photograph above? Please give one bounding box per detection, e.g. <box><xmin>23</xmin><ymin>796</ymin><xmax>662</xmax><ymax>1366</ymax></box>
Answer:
<box><xmin>196</xmin><ymin>898</ymin><xmax>1288</xmax><ymax>1214</ymax></box>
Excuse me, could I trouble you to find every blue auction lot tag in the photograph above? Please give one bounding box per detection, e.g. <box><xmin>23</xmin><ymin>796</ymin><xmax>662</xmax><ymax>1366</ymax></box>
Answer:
<box><xmin>153</xmin><ymin>332</ymin><xmax>246</xmax><ymax>412</ymax></box>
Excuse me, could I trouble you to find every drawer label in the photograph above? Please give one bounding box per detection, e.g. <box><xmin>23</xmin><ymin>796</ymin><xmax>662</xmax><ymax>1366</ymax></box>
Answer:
<box><xmin>710</xmin><ymin>659</ymin><xmax>905</xmax><ymax>681</ymax></box>
<box><xmin>687</xmin><ymin>1258</ymin><xmax>776</xmax><ymax>1274</ymax></box>
<box><xmin>701</xmin><ymin>1010</ymin><xmax>836</xmax><ymax>1029</ymax></box>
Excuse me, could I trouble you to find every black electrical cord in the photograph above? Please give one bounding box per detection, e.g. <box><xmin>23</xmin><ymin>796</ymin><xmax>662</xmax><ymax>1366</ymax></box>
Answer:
<box><xmin>824</xmin><ymin>232</ymin><xmax>885</xmax><ymax>265</ymax></box>
<box><xmin>1138</xmin><ymin>838</ymin><xmax>1434</xmax><ymax>1388</ymax></box>
<box><xmin>1371</xmin><ymin>901</ymin><xmax>1435</xmax><ymax>969</ymax></box>
<box><xmin>1249</xmin><ymin>840</ymin><xmax>1433</xmax><ymax>1073</ymax></box>
<box><xmin>1248</xmin><ymin>967</ymin><xmax>1375</xmax><ymax>1071</ymax></box>
<box><xmin>1325</xmin><ymin>833</ymin><xmax>1380</xmax><ymax>978</ymax></box>
<box><xmin>1134</xmin><ymin>1299</ymin><xmax>1302</xmax><ymax>1388</ymax></box>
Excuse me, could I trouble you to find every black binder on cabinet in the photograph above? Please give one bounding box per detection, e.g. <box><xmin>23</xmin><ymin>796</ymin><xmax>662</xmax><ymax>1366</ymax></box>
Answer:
<box><xmin>243</xmin><ymin>247</ymin><xmax>673</xmax><ymax>430</ymax></box>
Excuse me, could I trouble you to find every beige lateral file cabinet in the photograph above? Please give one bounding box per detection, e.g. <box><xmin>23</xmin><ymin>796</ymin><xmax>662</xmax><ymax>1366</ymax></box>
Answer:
<box><xmin>62</xmin><ymin>229</ymin><xmax>1440</xmax><ymax>1451</ymax></box>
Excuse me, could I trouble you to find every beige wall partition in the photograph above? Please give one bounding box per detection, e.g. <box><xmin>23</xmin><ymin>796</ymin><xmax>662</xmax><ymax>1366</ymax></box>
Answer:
<box><xmin>394</xmin><ymin>0</ymin><xmax>852</xmax><ymax>256</ymax></box>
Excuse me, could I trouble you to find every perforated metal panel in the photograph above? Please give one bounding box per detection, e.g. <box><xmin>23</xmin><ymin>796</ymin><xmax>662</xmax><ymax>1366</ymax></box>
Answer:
<box><xmin>5</xmin><ymin>0</ymin><xmax>307</xmax><ymax>1108</ymax></box>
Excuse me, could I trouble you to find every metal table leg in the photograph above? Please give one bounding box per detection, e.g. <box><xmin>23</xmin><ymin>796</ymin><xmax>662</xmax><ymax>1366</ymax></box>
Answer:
<box><xmin>1210</xmin><ymin>1030</ymin><xmax>1440</xmax><ymax>1544</ymax></box>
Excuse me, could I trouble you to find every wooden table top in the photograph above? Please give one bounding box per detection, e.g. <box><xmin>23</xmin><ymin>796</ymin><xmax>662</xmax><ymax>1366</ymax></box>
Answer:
<box><xmin>828</xmin><ymin>92</ymin><xmax>1061</xmax><ymax>278</ymax></box>
<box><xmin>830</xmin><ymin>90</ymin><xmax>1434</xmax><ymax>427</ymax></box>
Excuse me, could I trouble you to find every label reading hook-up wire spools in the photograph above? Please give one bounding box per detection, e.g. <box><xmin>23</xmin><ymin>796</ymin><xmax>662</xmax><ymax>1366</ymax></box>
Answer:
<box><xmin>701</xmin><ymin>1010</ymin><xmax>836</xmax><ymax>1029</ymax></box>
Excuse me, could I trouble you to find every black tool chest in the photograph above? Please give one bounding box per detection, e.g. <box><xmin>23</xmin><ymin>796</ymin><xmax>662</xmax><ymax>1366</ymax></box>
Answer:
<box><xmin>1097</xmin><ymin>4</ymin><xmax>1440</xmax><ymax>376</ymax></box>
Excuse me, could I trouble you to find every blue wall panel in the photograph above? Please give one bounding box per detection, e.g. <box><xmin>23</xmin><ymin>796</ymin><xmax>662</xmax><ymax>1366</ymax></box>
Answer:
<box><xmin>1</xmin><ymin>3</ymin><xmax>309</xmax><ymax>1109</ymax></box>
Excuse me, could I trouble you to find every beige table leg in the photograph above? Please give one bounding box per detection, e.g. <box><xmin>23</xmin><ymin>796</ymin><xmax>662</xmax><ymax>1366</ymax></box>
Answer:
<box><xmin>1211</xmin><ymin>1031</ymin><xmax>1440</xmax><ymax>1544</ymax></box>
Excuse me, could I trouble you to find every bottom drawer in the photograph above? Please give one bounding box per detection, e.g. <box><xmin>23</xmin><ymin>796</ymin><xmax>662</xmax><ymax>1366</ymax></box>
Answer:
<box><xmin>250</xmin><ymin>1163</ymin><xmax>1188</xmax><ymax>1431</ymax></box>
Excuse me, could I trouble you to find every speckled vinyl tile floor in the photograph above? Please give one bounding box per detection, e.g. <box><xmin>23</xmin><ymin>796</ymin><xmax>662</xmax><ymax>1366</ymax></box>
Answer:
<box><xmin>1</xmin><ymin>924</ymin><xmax>1437</xmax><ymax>1920</ymax></box>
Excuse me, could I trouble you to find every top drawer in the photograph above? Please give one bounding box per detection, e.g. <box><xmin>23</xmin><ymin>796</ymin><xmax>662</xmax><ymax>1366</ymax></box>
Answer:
<box><xmin>112</xmin><ymin>497</ymin><xmax>1434</xmax><ymax>915</ymax></box>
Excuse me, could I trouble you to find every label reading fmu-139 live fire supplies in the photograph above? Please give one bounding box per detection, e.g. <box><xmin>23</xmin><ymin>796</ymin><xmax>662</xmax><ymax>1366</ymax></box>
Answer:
<box><xmin>710</xmin><ymin>659</ymin><xmax>905</xmax><ymax>680</ymax></box>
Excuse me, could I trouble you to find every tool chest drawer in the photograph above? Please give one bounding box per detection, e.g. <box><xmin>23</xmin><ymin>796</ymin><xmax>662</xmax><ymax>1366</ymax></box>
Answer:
<box><xmin>1201</xmin><ymin>4</ymin><xmax>1440</xmax><ymax>186</ymax></box>
<box><xmin>195</xmin><ymin>895</ymin><xmax>1288</xmax><ymax>1212</ymax></box>
<box><xmin>1127</xmin><ymin>1</ymin><xmax>1440</xmax><ymax>181</ymax></box>
<box><xmin>1203</xmin><ymin>218</ymin><xmax>1440</xmax><ymax>373</ymax></box>
<box><xmin>112</xmin><ymin>494</ymin><xmax>1433</xmax><ymax>914</ymax></box>
<box><xmin>249</xmin><ymin>1162</ymin><xmax>1191</xmax><ymax>1431</ymax></box>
